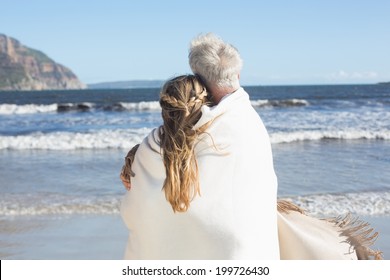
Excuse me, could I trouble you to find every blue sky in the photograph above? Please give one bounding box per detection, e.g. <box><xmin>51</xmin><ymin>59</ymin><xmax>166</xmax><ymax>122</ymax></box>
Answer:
<box><xmin>1</xmin><ymin>0</ymin><xmax>389</xmax><ymax>85</ymax></box>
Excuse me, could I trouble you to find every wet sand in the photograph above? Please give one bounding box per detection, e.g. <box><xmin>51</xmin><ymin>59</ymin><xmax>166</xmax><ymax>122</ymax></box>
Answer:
<box><xmin>0</xmin><ymin>214</ymin><xmax>388</xmax><ymax>260</ymax></box>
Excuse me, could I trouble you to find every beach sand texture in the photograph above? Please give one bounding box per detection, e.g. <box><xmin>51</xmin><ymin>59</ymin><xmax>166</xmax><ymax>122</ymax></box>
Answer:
<box><xmin>0</xmin><ymin>214</ymin><xmax>388</xmax><ymax>260</ymax></box>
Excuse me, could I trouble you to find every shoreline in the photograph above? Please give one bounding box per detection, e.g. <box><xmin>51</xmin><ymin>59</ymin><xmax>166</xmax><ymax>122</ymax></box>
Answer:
<box><xmin>362</xmin><ymin>216</ymin><xmax>389</xmax><ymax>259</ymax></box>
<box><xmin>1</xmin><ymin>214</ymin><xmax>388</xmax><ymax>260</ymax></box>
<box><xmin>0</xmin><ymin>214</ymin><xmax>128</xmax><ymax>260</ymax></box>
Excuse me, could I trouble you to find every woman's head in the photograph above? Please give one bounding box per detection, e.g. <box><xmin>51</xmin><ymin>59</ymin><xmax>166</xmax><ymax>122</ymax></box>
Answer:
<box><xmin>160</xmin><ymin>74</ymin><xmax>208</xmax><ymax>132</ymax></box>
<box><xmin>159</xmin><ymin>75</ymin><xmax>209</xmax><ymax>212</ymax></box>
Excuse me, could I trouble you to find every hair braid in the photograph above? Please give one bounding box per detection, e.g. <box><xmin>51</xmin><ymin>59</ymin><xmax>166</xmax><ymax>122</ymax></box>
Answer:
<box><xmin>159</xmin><ymin>75</ymin><xmax>210</xmax><ymax>212</ymax></box>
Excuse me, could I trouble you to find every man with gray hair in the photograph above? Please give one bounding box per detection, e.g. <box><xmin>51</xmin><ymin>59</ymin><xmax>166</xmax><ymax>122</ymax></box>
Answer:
<box><xmin>188</xmin><ymin>33</ymin><xmax>243</xmax><ymax>104</ymax></box>
<box><xmin>187</xmin><ymin>34</ymin><xmax>383</xmax><ymax>260</ymax></box>
<box><xmin>188</xmin><ymin>33</ymin><xmax>280</xmax><ymax>259</ymax></box>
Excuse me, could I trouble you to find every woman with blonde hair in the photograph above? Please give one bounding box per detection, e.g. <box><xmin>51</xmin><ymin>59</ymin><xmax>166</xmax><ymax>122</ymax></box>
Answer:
<box><xmin>120</xmin><ymin>74</ymin><xmax>224</xmax><ymax>259</ymax></box>
<box><xmin>152</xmin><ymin>74</ymin><xmax>209</xmax><ymax>212</ymax></box>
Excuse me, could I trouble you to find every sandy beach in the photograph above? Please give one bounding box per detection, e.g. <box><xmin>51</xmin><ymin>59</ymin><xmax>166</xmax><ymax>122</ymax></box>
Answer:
<box><xmin>0</xmin><ymin>214</ymin><xmax>128</xmax><ymax>260</ymax></box>
<box><xmin>1</xmin><ymin>214</ymin><xmax>388</xmax><ymax>260</ymax></box>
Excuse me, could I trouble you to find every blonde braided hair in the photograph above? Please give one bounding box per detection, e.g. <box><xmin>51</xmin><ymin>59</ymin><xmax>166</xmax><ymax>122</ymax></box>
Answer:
<box><xmin>159</xmin><ymin>75</ymin><xmax>210</xmax><ymax>212</ymax></box>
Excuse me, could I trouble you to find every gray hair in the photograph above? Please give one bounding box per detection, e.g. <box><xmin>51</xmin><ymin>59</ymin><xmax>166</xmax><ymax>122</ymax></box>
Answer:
<box><xmin>188</xmin><ymin>33</ymin><xmax>243</xmax><ymax>89</ymax></box>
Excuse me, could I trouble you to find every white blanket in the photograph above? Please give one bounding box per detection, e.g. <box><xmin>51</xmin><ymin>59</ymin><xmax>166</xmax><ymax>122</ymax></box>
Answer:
<box><xmin>120</xmin><ymin>88</ymin><xmax>382</xmax><ymax>260</ymax></box>
<box><xmin>278</xmin><ymin>211</ymin><xmax>357</xmax><ymax>259</ymax></box>
<box><xmin>276</xmin><ymin>200</ymin><xmax>382</xmax><ymax>260</ymax></box>
<box><xmin>120</xmin><ymin>88</ymin><xmax>280</xmax><ymax>259</ymax></box>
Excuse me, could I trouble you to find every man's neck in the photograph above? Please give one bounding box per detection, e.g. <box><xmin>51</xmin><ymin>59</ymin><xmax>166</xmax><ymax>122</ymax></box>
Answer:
<box><xmin>210</xmin><ymin>86</ymin><xmax>240</xmax><ymax>104</ymax></box>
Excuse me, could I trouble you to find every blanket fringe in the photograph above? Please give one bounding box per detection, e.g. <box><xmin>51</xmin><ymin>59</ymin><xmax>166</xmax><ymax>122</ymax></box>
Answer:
<box><xmin>277</xmin><ymin>199</ymin><xmax>383</xmax><ymax>260</ymax></box>
<box><xmin>326</xmin><ymin>213</ymin><xmax>383</xmax><ymax>260</ymax></box>
<box><xmin>277</xmin><ymin>199</ymin><xmax>305</xmax><ymax>214</ymax></box>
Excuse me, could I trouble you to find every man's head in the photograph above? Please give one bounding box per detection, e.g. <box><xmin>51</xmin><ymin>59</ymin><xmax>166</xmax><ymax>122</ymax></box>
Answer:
<box><xmin>188</xmin><ymin>33</ymin><xmax>242</xmax><ymax>93</ymax></box>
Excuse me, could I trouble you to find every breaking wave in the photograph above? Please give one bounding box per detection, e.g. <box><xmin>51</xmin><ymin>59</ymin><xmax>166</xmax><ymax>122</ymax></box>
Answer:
<box><xmin>0</xmin><ymin>128</ymin><xmax>389</xmax><ymax>150</ymax></box>
<box><xmin>1</xmin><ymin>191</ymin><xmax>389</xmax><ymax>216</ymax></box>
<box><xmin>0</xmin><ymin>99</ymin><xmax>308</xmax><ymax>115</ymax></box>
<box><xmin>281</xmin><ymin>191</ymin><xmax>390</xmax><ymax>217</ymax></box>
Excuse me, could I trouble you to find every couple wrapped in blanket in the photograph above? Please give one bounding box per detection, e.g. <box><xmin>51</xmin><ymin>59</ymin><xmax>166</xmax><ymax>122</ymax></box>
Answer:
<box><xmin>119</xmin><ymin>75</ymin><xmax>382</xmax><ymax>260</ymax></box>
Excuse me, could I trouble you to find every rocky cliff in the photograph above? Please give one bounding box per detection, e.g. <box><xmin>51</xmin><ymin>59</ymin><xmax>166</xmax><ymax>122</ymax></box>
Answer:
<box><xmin>0</xmin><ymin>34</ymin><xmax>85</xmax><ymax>90</ymax></box>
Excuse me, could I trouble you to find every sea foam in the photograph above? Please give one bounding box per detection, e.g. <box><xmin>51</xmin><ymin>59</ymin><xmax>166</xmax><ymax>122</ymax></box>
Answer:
<box><xmin>1</xmin><ymin>128</ymin><xmax>389</xmax><ymax>150</ymax></box>
<box><xmin>270</xmin><ymin>129</ymin><xmax>390</xmax><ymax>144</ymax></box>
<box><xmin>0</xmin><ymin>103</ymin><xmax>58</xmax><ymax>114</ymax></box>
<box><xmin>1</xmin><ymin>191</ymin><xmax>389</xmax><ymax>216</ymax></box>
<box><xmin>282</xmin><ymin>191</ymin><xmax>390</xmax><ymax>217</ymax></box>
<box><xmin>0</xmin><ymin>129</ymin><xmax>149</xmax><ymax>150</ymax></box>
<box><xmin>0</xmin><ymin>99</ymin><xmax>308</xmax><ymax>115</ymax></box>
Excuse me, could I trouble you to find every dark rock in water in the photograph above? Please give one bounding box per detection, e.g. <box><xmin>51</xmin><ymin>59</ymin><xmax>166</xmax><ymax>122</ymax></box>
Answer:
<box><xmin>76</xmin><ymin>103</ymin><xmax>91</xmax><ymax>111</ymax></box>
<box><xmin>57</xmin><ymin>103</ymin><xmax>92</xmax><ymax>112</ymax></box>
<box><xmin>57</xmin><ymin>104</ymin><xmax>72</xmax><ymax>112</ymax></box>
<box><xmin>104</xmin><ymin>103</ymin><xmax>126</xmax><ymax>111</ymax></box>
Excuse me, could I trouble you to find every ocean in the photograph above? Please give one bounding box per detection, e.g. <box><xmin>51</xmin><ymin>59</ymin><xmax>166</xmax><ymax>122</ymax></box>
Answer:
<box><xmin>0</xmin><ymin>84</ymin><xmax>389</xmax><ymax>259</ymax></box>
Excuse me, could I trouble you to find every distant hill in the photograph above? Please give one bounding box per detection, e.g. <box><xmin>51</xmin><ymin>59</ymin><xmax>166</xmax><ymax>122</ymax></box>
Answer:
<box><xmin>88</xmin><ymin>80</ymin><xmax>165</xmax><ymax>89</ymax></box>
<box><xmin>0</xmin><ymin>34</ymin><xmax>85</xmax><ymax>91</ymax></box>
